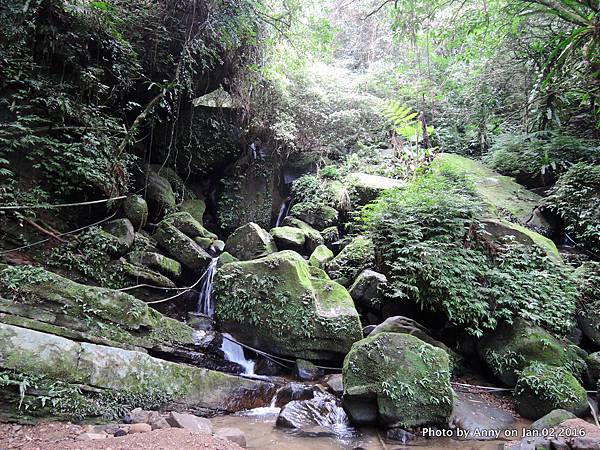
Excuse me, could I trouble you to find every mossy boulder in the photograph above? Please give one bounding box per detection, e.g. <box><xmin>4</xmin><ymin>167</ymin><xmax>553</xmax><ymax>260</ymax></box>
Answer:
<box><xmin>180</xmin><ymin>198</ymin><xmax>206</xmax><ymax>224</ymax></box>
<box><xmin>101</xmin><ymin>219</ymin><xmax>135</xmax><ymax>256</ymax></box>
<box><xmin>150</xmin><ymin>165</ymin><xmax>186</xmax><ymax>200</ymax></box>
<box><xmin>194</xmin><ymin>236</ymin><xmax>214</xmax><ymax>251</ymax></box>
<box><xmin>162</xmin><ymin>212</ymin><xmax>218</xmax><ymax>241</ymax></box>
<box><xmin>309</xmin><ymin>245</ymin><xmax>334</xmax><ymax>269</ymax></box>
<box><xmin>477</xmin><ymin>319</ymin><xmax>586</xmax><ymax>386</ymax></box>
<box><xmin>119</xmin><ymin>261</ymin><xmax>176</xmax><ymax>288</ymax></box>
<box><xmin>126</xmin><ymin>251</ymin><xmax>182</xmax><ymax>279</ymax></box>
<box><xmin>0</xmin><ymin>323</ymin><xmax>276</xmax><ymax>413</ymax></box>
<box><xmin>122</xmin><ymin>195</ymin><xmax>148</xmax><ymax>230</ymax></box>
<box><xmin>514</xmin><ymin>362</ymin><xmax>588</xmax><ymax>420</ymax></box>
<box><xmin>347</xmin><ymin>172</ymin><xmax>403</xmax><ymax>206</ymax></box>
<box><xmin>342</xmin><ymin>332</ymin><xmax>454</xmax><ymax>427</ymax></box>
<box><xmin>348</xmin><ymin>269</ymin><xmax>387</xmax><ymax>315</ymax></box>
<box><xmin>321</xmin><ymin>226</ymin><xmax>340</xmax><ymax>249</ymax></box>
<box><xmin>530</xmin><ymin>409</ymin><xmax>577</xmax><ymax>431</ymax></box>
<box><xmin>574</xmin><ymin>262</ymin><xmax>600</xmax><ymax>346</ymax></box>
<box><xmin>289</xmin><ymin>202</ymin><xmax>338</xmax><ymax>231</ymax></box>
<box><xmin>281</xmin><ymin>217</ymin><xmax>325</xmax><ymax>253</ymax></box>
<box><xmin>154</xmin><ymin>222</ymin><xmax>212</xmax><ymax>274</ymax></box>
<box><xmin>271</xmin><ymin>227</ymin><xmax>306</xmax><ymax>253</ymax></box>
<box><xmin>325</xmin><ymin>236</ymin><xmax>375</xmax><ymax>285</ymax></box>
<box><xmin>225</xmin><ymin>222</ymin><xmax>277</xmax><ymax>261</ymax></box>
<box><xmin>145</xmin><ymin>171</ymin><xmax>177</xmax><ymax>221</ymax></box>
<box><xmin>215</xmin><ymin>251</ymin><xmax>362</xmax><ymax>360</ymax></box>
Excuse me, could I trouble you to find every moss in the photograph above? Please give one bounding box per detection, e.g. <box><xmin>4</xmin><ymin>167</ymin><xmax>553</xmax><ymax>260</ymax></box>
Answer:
<box><xmin>162</xmin><ymin>212</ymin><xmax>217</xmax><ymax>240</ymax></box>
<box><xmin>215</xmin><ymin>250</ymin><xmax>362</xmax><ymax>359</ymax></box>
<box><xmin>271</xmin><ymin>226</ymin><xmax>306</xmax><ymax>250</ymax></box>
<box><xmin>342</xmin><ymin>332</ymin><xmax>454</xmax><ymax>427</ymax></box>
<box><xmin>126</xmin><ymin>251</ymin><xmax>182</xmax><ymax>279</ymax></box>
<box><xmin>224</xmin><ymin>222</ymin><xmax>277</xmax><ymax>261</ymax></box>
<box><xmin>290</xmin><ymin>202</ymin><xmax>338</xmax><ymax>231</ymax></box>
<box><xmin>515</xmin><ymin>362</ymin><xmax>588</xmax><ymax>420</ymax></box>
<box><xmin>154</xmin><ymin>222</ymin><xmax>212</xmax><ymax>273</ymax></box>
<box><xmin>309</xmin><ymin>244</ymin><xmax>334</xmax><ymax>268</ymax></box>
<box><xmin>325</xmin><ymin>236</ymin><xmax>374</xmax><ymax>283</ymax></box>
<box><xmin>122</xmin><ymin>195</ymin><xmax>148</xmax><ymax>230</ymax></box>
<box><xmin>478</xmin><ymin>319</ymin><xmax>586</xmax><ymax>387</ymax></box>
<box><xmin>181</xmin><ymin>198</ymin><xmax>207</xmax><ymax>224</ymax></box>
<box><xmin>194</xmin><ymin>236</ymin><xmax>214</xmax><ymax>250</ymax></box>
<box><xmin>282</xmin><ymin>217</ymin><xmax>325</xmax><ymax>252</ymax></box>
<box><xmin>120</xmin><ymin>261</ymin><xmax>176</xmax><ymax>288</ymax></box>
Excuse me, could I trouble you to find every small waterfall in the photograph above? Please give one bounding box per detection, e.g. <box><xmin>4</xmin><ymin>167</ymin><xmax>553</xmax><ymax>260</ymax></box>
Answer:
<box><xmin>275</xmin><ymin>197</ymin><xmax>293</xmax><ymax>228</ymax></box>
<box><xmin>221</xmin><ymin>333</ymin><xmax>255</xmax><ymax>375</ymax></box>
<box><xmin>197</xmin><ymin>258</ymin><xmax>218</xmax><ymax>317</ymax></box>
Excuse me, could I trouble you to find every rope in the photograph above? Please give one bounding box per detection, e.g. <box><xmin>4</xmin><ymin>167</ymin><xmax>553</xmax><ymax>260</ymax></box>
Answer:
<box><xmin>144</xmin><ymin>267</ymin><xmax>211</xmax><ymax>305</ymax></box>
<box><xmin>118</xmin><ymin>283</ymin><xmax>191</xmax><ymax>292</ymax></box>
<box><xmin>0</xmin><ymin>195</ymin><xmax>127</xmax><ymax>211</ymax></box>
<box><xmin>0</xmin><ymin>212</ymin><xmax>118</xmax><ymax>256</ymax></box>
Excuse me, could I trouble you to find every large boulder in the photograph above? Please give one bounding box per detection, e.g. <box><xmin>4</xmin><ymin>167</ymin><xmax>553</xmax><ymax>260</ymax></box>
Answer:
<box><xmin>530</xmin><ymin>409</ymin><xmax>577</xmax><ymax>431</ymax></box>
<box><xmin>145</xmin><ymin>171</ymin><xmax>177</xmax><ymax>221</ymax></box>
<box><xmin>270</xmin><ymin>227</ymin><xmax>306</xmax><ymax>253</ymax></box>
<box><xmin>574</xmin><ymin>262</ymin><xmax>600</xmax><ymax>346</ymax></box>
<box><xmin>215</xmin><ymin>251</ymin><xmax>362</xmax><ymax>360</ymax></box>
<box><xmin>122</xmin><ymin>195</ymin><xmax>148</xmax><ymax>230</ymax></box>
<box><xmin>281</xmin><ymin>217</ymin><xmax>325</xmax><ymax>253</ymax></box>
<box><xmin>180</xmin><ymin>198</ymin><xmax>206</xmax><ymax>224</ymax></box>
<box><xmin>348</xmin><ymin>172</ymin><xmax>403</xmax><ymax>206</ymax></box>
<box><xmin>126</xmin><ymin>251</ymin><xmax>182</xmax><ymax>279</ymax></box>
<box><xmin>309</xmin><ymin>245</ymin><xmax>334</xmax><ymax>269</ymax></box>
<box><xmin>0</xmin><ymin>323</ymin><xmax>276</xmax><ymax>414</ymax></box>
<box><xmin>154</xmin><ymin>222</ymin><xmax>212</xmax><ymax>274</ymax></box>
<box><xmin>101</xmin><ymin>219</ymin><xmax>135</xmax><ymax>256</ymax></box>
<box><xmin>289</xmin><ymin>202</ymin><xmax>338</xmax><ymax>231</ymax></box>
<box><xmin>514</xmin><ymin>362</ymin><xmax>588</xmax><ymax>420</ymax></box>
<box><xmin>162</xmin><ymin>212</ymin><xmax>218</xmax><ymax>241</ymax></box>
<box><xmin>348</xmin><ymin>269</ymin><xmax>387</xmax><ymax>315</ymax></box>
<box><xmin>477</xmin><ymin>319</ymin><xmax>586</xmax><ymax>387</ymax></box>
<box><xmin>325</xmin><ymin>236</ymin><xmax>375</xmax><ymax>285</ymax></box>
<box><xmin>342</xmin><ymin>332</ymin><xmax>454</xmax><ymax>427</ymax></box>
<box><xmin>119</xmin><ymin>261</ymin><xmax>177</xmax><ymax>288</ymax></box>
<box><xmin>224</xmin><ymin>222</ymin><xmax>277</xmax><ymax>261</ymax></box>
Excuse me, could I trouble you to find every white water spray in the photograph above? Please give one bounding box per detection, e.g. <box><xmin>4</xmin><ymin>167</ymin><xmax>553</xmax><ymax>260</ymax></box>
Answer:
<box><xmin>220</xmin><ymin>333</ymin><xmax>255</xmax><ymax>375</ymax></box>
<box><xmin>197</xmin><ymin>258</ymin><xmax>218</xmax><ymax>317</ymax></box>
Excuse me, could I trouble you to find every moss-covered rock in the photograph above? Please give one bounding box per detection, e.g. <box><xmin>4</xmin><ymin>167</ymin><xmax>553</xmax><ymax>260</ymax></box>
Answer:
<box><xmin>0</xmin><ymin>266</ymin><xmax>194</xmax><ymax>349</ymax></box>
<box><xmin>342</xmin><ymin>332</ymin><xmax>454</xmax><ymax>427</ymax></box>
<box><xmin>321</xmin><ymin>226</ymin><xmax>340</xmax><ymax>250</ymax></box>
<box><xmin>325</xmin><ymin>236</ymin><xmax>375</xmax><ymax>285</ymax></box>
<box><xmin>271</xmin><ymin>226</ymin><xmax>306</xmax><ymax>253</ymax></box>
<box><xmin>194</xmin><ymin>236</ymin><xmax>214</xmax><ymax>251</ymax></box>
<box><xmin>150</xmin><ymin>165</ymin><xmax>186</xmax><ymax>201</ymax></box>
<box><xmin>574</xmin><ymin>262</ymin><xmax>600</xmax><ymax>346</ymax></box>
<box><xmin>309</xmin><ymin>245</ymin><xmax>334</xmax><ymax>269</ymax></box>
<box><xmin>514</xmin><ymin>362</ymin><xmax>588</xmax><ymax>420</ymax></box>
<box><xmin>126</xmin><ymin>251</ymin><xmax>182</xmax><ymax>279</ymax></box>
<box><xmin>477</xmin><ymin>319</ymin><xmax>586</xmax><ymax>386</ymax></box>
<box><xmin>119</xmin><ymin>261</ymin><xmax>176</xmax><ymax>288</ymax></box>
<box><xmin>154</xmin><ymin>222</ymin><xmax>212</xmax><ymax>274</ymax></box>
<box><xmin>225</xmin><ymin>222</ymin><xmax>277</xmax><ymax>261</ymax></box>
<box><xmin>180</xmin><ymin>198</ymin><xmax>206</xmax><ymax>224</ymax></box>
<box><xmin>281</xmin><ymin>217</ymin><xmax>325</xmax><ymax>253</ymax></box>
<box><xmin>122</xmin><ymin>195</ymin><xmax>148</xmax><ymax>230</ymax></box>
<box><xmin>289</xmin><ymin>202</ymin><xmax>338</xmax><ymax>231</ymax></box>
<box><xmin>162</xmin><ymin>212</ymin><xmax>218</xmax><ymax>241</ymax></box>
<box><xmin>217</xmin><ymin>252</ymin><xmax>239</xmax><ymax>266</ymax></box>
<box><xmin>348</xmin><ymin>269</ymin><xmax>386</xmax><ymax>314</ymax></box>
<box><xmin>0</xmin><ymin>323</ymin><xmax>276</xmax><ymax>414</ymax></box>
<box><xmin>586</xmin><ymin>352</ymin><xmax>600</xmax><ymax>388</ymax></box>
<box><xmin>530</xmin><ymin>409</ymin><xmax>577</xmax><ymax>431</ymax></box>
<box><xmin>101</xmin><ymin>219</ymin><xmax>135</xmax><ymax>256</ymax></box>
<box><xmin>215</xmin><ymin>251</ymin><xmax>362</xmax><ymax>360</ymax></box>
<box><xmin>145</xmin><ymin>171</ymin><xmax>177</xmax><ymax>221</ymax></box>
<box><xmin>347</xmin><ymin>172</ymin><xmax>404</xmax><ymax>206</ymax></box>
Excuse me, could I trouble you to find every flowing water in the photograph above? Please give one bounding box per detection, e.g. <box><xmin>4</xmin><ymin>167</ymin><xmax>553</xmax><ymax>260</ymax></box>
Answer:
<box><xmin>220</xmin><ymin>333</ymin><xmax>256</xmax><ymax>375</ymax></box>
<box><xmin>275</xmin><ymin>197</ymin><xmax>293</xmax><ymax>227</ymax></box>
<box><xmin>197</xmin><ymin>257</ymin><xmax>218</xmax><ymax>317</ymax></box>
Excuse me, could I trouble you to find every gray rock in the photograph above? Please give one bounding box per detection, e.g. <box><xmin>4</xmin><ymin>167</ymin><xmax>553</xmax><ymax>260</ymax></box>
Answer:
<box><xmin>530</xmin><ymin>409</ymin><xmax>576</xmax><ymax>431</ymax></box>
<box><xmin>325</xmin><ymin>374</ymin><xmax>343</xmax><ymax>396</ymax></box>
<box><xmin>225</xmin><ymin>222</ymin><xmax>277</xmax><ymax>261</ymax></box>
<box><xmin>154</xmin><ymin>222</ymin><xmax>212</xmax><ymax>273</ymax></box>
<box><xmin>294</xmin><ymin>359</ymin><xmax>323</xmax><ymax>381</ymax></box>
<box><xmin>163</xmin><ymin>212</ymin><xmax>217</xmax><ymax>240</ymax></box>
<box><xmin>77</xmin><ymin>433</ymin><xmax>107</xmax><ymax>441</ymax></box>
<box><xmin>348</xmin><ymin>270</ymin><xmax>387</xmax><ymax>314</ymax></box>
<box><xmin>128</xmin><ymin>423</ymin><xmax>152</xmax><ymax>434</ymax></box>
<box><xmin>320</xmin><ymin>226</ymin><xmax>340</xmax><ymax>250</ymax></box>
<box><xmin>271</xmin><ymin>226</ymin><xmax>306</xmax><ymax>253</ymax></box>
<box><xmin>450</xmin><ymin>391</ymin><xmax>517</xmax><ymax>439</ymax></box>
<box><xmin>145</xmin><ymin>171</ymin><xmax>177</xmax><ymax>220</ymax></box>
<box><xmin>166</xmin><ymin>412</ymin><xmax>213</xmax><ymax>433</ymax></box>
<box><xmin>210</xmin><ymin>240</ymin><xmax>226</xmax><ymax>254</ymax></box>
<box><xmin>385</xmin><ymin>428</ymin><xmax>416</xmax><ymax>444</ymax></box>
<box><xmin>122</xmin><ymin>195</ymin><xmax>148</xmax><ymax>230</ymax></box>
<box><xmin>274</xmin><ymin>383</ymin><xmax>317</xmax><ymax>407</ymax></box>
<box><xmin>119</xmin><ymin>261</ymin><xmax>177</xmax><ymax>288</ymax></box>
<box><xmin>215</xmin><ymin>427</ymin><xmax>247</xmax><ymax>448</ymax></box>
<box><xmin>289</xmin><ymin>203</ymin><xmax>338</xmax><ymax>231</ymax></box>
<box><xmin>102</xmin><ymin>218</ymin><xmax>135</xmax><ymax>255</ymax></box>
<box><xmin>126</xmin><ymin>251</ymin><xmax>182</xmax><ymax>279</ymax></box>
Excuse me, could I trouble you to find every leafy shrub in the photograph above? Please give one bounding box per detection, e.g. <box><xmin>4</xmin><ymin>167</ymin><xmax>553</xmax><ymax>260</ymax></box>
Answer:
<box><xmin>484</xmin><ymin>132</ymin><xmax>599</xmax><ymax>186</ymax></box>
<box><xmin>546</xmin><ymin>163</ymin><xmax>600</xmax><ymax>254</ymax></box>
<box><xmin>360</xmin><ymin>165</ymin><xmax>578</xmax><ymax>336</ymax></box>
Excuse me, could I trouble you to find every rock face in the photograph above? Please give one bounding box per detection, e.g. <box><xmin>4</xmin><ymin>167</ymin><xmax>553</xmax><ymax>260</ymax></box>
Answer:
<box><xmin>271</xmin><ymin>226</ymin><xmax>306</xmax><ymax>253</ymax></box>
<box><xmin>0</xmin><ymin>323</ymin><xmax>277</xmax><ymax>413</ymax></box>
<box><xmin>290</xmin><ymin>203</ymin><xmax>338</xmax><ymax>231</ymax></box>
<box><xmin>477</xmin><ymin>319</ymin><xmax>585</xmax><ymax>386</ymax></box>
<box><xmin>215</xmin><ymin>251</ymin><xmax>362</xmax><ymax>360</ymax></box>
<box><xmin>309</xmin><ymin>245</ymin><xmax>334</xmax><ymax>269</ymax></box>
<box><xmin>514</xmin><ymin>363</ymin><xmax>588</xmax><ymax>420</ymax></box>
<box><xmin>348</xmin><ymin>270</ymin><xmax>386</xmax><ymax>314</ymax></box>
<box><xmin>225</xmin><ymin>222</ymin><xmax>277</xmax><ymax>261</ymax></box>
<box><xmin>325</xmin><ymin>236</ymin><xmax>375</xmax><ymax>285</ymax></box>
<box><xmin>342</xmin><ymin>332</ymin><xmax>454</xmax><ymax>427</ymax></box>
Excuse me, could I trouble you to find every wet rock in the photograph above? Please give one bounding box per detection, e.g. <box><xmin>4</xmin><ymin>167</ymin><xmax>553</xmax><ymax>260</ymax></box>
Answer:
<box><xmin>210</xmin><ymin>240</ymin><xmax>226</xmax><ymax>254</ymax></box>
<box><xmin>154</xmin><ymin>222</ymin><xmax>212</xmax><ymax>273</ymax></box>
<box><xmin>385</xmin><ymin>428</ymin><xmax>416</xmax><ymax>444</ymax></box>
<box><xmin>362</xmin><ymin>325</ymin><xmax>376</xmax><ymax>336</ymax></box>
<box><xmin>187</xmin><ymin>313</ymin><xmax>215</xmax><ymax>331</ymax></box>
<box><xmin>450</xmin><ymin>391</ymin><xmax>516</xmax><ymax>439</ymax></box>
<box><xmin>309</xmin><ymin>245</ymin><xmax>334</xmax><ymax>269</ymax></box>
<box><xmin>325</xmin><ymin>236</ymin><xmax>375</xmax><ymax>285</ymax></box>
<box><xmin>128</xmin><ymin>423</ymin><xmax>152</xmax><ymax>434</ymax></box>
<box><xmin>289</xmin><ymin>203</ymin><xmax>338</xmax><ymax>231</ymax></box>
<box><xmin>122</xmin><ymin>195</ymin><xmax>148</xmax><ymax>230</ymax></box>
<box><xmin>325</xmin><ymin>374</ymin><xmax>343</xmax><ymax>396</ymax></box>
<box><xmin>77</xmin><ymin>432</ymin><xmax>107</xmax><ymax>441</ymax></box>
<box><xmin>477</xmin><ymin>318</ymin><xmax>585</xmax><ymax>386</ymax></box>
<box><xmin>294</xmin><ymin>359</ymin><xmax>323</xmax><ymax>381</ymax></box>
<box><xmin>102</xmin><ymin>218</ymin><xmax>135</xmax><ymax>256</ymax></box>
<box><xmin>276</xmin><ymin>392</ymin><xmax>353</xmax><ymax>438</ymax></box>
<box><xmin>348</xmin><ymin>270</ymin><xmax>386</xmax><ymax>314</ymax></box>
<box><xmin>343</xmin><ymin>332</ymin><xmax>454</xmax><ymax>427</ymax></box>
<box><xmin>215</xmin><ymin>251</ymin><xmax>362</xmax><ymax>360</ymax></box>
<box><xmin>215</xmin><ymin>427</ymin><xmax>247</xmax><ymax>448</ymax></box>
<box><xmin>514</xmin><ymin>363</ymin><xmax>588</xmax><ymax>419</ymax></box>
<box><xmin>126</xmin><ymin>251</ymin><xmax>182</xmax><ymax>279</ymax></box>
<box><xmin>271</xmin><ymin>226</ymin><xmax>306</xmax><ymax>253</ymax></box>
<box><xmin>274</xmin><ymin>383</ymin><xmax>317</xmax><ymax>407</ymax></box>
<box><xmin>254</xmin><ymin>356</ymin><xmax>283</xmax><ymax>376</ymax></box>
<box><xmin>166</xmin><ymin>412</ymin><xmax>213</xmax><ymax>433</ymax></box>
<box><xmin>225</xmin><ymin>222</ymin><xmax>277</xmax><ymax>261</ymax></box>
<box><xmin>530</xmin><ymin>409</ymin><xmax>576</xmax><ymax>431</ymax></box>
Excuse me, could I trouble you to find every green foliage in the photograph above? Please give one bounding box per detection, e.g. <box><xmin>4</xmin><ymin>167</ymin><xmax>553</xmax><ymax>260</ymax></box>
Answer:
<box><xmin>0</xmin><ymin>265</ymin><xmax>52</xmax><ymax>303</ymax></box>
<box><xmin>360</xmin><ymin>165</ymin><xmax>578</xmax><ymax>336</ymax></box>
<box><xmin>384</xmin><ymin>101</ymin><xmax>433</xmax><ymax>145</ymax></box>
<box><xmin>484</xmin><ymin>132</ymin><xmax>599</xmax><ymax>183</ymax></box>
<box><xmin>547</xmin><ymin>163</ymin><xmax>600</xmax><ymax>254</ymax></box>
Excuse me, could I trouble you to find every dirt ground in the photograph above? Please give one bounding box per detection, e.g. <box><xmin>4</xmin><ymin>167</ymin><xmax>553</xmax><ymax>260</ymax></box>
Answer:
<box><xmin>0</xmin><ymin>422</ymin><xmax>242</xmax><ymax>450</ymax></box>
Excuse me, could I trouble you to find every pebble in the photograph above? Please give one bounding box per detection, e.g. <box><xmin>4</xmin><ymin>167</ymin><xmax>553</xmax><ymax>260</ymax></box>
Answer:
<box><xmin>128</xmin><ymin>423</ymin><xmax>152</xmax><ymax>434</ymax></box>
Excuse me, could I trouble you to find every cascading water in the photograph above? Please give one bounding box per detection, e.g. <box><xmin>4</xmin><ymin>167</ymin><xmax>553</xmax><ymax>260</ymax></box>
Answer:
<box><xmin>275</xmin><ymin>197</ymin><xmax>293</xmax><ymax>228</ymax></box>
<box><xmin>197</xmin><ymin>257</ymin><xmax>219</xmax><ymax>317</ymax></box>
<box><xmin>221</xmin><ymin>333</ymin><xmax>255</xmax><ymax>375</ymax></box>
